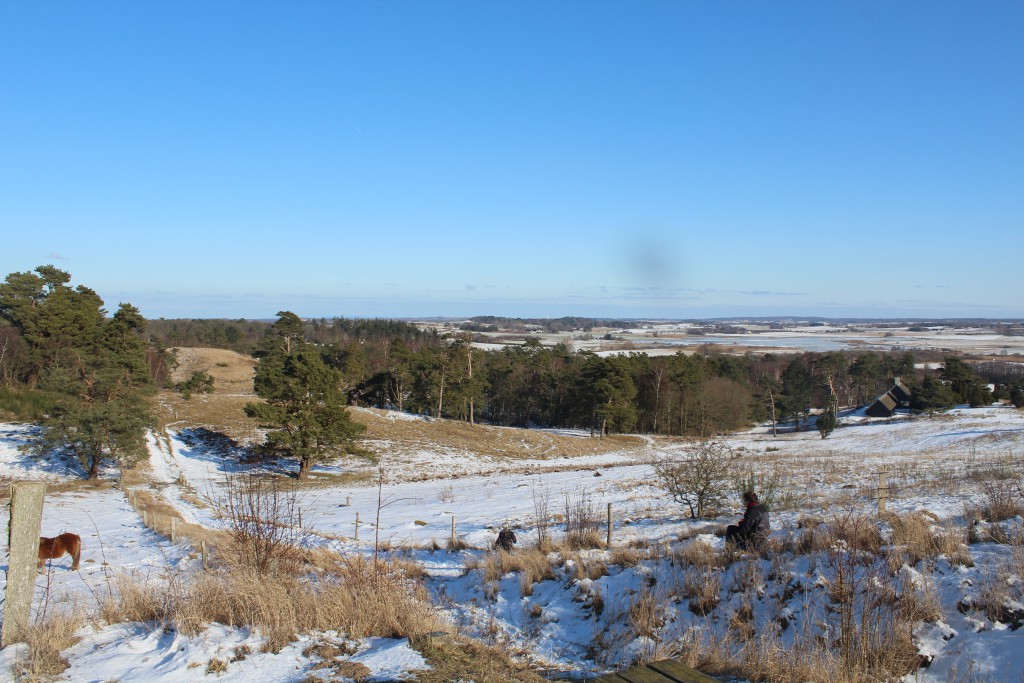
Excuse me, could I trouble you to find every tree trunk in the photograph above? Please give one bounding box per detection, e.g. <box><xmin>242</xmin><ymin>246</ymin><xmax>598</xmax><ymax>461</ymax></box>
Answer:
<box><xmin>436</xmin><ymin>372</ymin><xmax>445</xmax><ymax>417</ymax></box>
<box><xmin>298</xmin><ymin>458</ymin><xmax>311</xmax><ymax>479</ymax></box>
<box><xmin>467</xmin><ymin>343</ymin><xmax>474</xmax><ymax>425</ymax></box>
<box><xmin>89</xmin><ymin>454</ymin><xmax>101</xmax><ymax>480</ymax></box>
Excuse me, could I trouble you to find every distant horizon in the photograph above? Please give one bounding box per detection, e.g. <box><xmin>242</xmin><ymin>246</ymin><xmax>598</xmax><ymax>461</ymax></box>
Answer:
<box><xmin>142</xmin><ymin>310</ymin><xmax>1024</xmax><ymax>325</ymax></box>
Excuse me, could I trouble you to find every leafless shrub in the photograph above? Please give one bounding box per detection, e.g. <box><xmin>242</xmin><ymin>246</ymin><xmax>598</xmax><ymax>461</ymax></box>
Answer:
<box><xmin>978</xmin><ymin>479</ymin><xmax>1024</xmax><ymax>521</ymax></box>
<box><xmin>221</xmin><ymin>473</ymin><xmax>308</xmax><ymax>574</ymax></box>
<box><xmin>653</xmin><ymin>440</ymin><xmax>737</xmax><ymax>519</ymax></box>
<box><xmin>438</xmin><ymin>483</ymin><xmax>455</xmax><ymax>504</ymax></box>
<box><xmin>532</xmin><ymin>482</ymin><xmax>552</xmax><ymax>548</ymax></box>
<box><xmin>561</xmin><ymin>486</ymin><xmax>603</xmax><ymax>550</ymax></box>
<box><xmin>821</xmin><ymin>533</ymin><xmax>920</xmax><ymax>676</ymax></box>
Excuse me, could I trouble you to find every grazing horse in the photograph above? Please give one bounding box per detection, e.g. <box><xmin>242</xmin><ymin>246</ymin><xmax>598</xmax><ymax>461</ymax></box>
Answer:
<box><xmin>38</xmin><ymin>533</ymin><xmax>82</xmax><ymax>572</ymax></box>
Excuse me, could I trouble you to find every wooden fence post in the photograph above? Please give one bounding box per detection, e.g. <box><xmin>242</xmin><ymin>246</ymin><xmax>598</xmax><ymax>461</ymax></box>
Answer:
<box><xmin>3</xmin><ymin>482</ymin><xmax>47</xmax><ymax>647</ymax></box>
<box><xmin>201</xmin><ymin>541</ymin><xmax>208</xmax><ymax>569</ymax></box>
<box><xmin>451</xmin><ymin>516</ymin><xmax>456</xmax><ymax>546</ymax></box>
<box><xmin>170</xmin><ymin>518</ymin><xmax>176</xmax><ymax>543</ymax></box>
<box><xmin>606</xmin><ymin>502</ymin><xmax>613</xmax><ymax>548</ymax></box>
<box><xmin>877</xmin><ymin>467</ymin><xmax>888</xmax><ymax>517</ymax></box>
<box><xmin>355</xmin><ymin>512</ymin><xmax>360</xmax><ymax>542</ymax></box>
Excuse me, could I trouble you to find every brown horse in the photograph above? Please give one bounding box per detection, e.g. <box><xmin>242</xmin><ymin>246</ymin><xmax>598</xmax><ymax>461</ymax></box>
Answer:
<box><xmin>38</xmin><ymin>533</ymin><xmax>82</xmax><ymax>572</ymax></box>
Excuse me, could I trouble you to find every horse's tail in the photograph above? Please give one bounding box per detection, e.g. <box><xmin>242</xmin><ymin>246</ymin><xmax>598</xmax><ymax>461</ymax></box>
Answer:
<box><xmin>70</xmin><ymin>534</ymin><xmax>81</xmax><ymax>570</ymax></box>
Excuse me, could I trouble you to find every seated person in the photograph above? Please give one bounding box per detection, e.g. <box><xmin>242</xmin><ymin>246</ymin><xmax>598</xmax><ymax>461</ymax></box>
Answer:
<box><xmin>725</xmin><ymin>490</ymin><xmax>770</xmax><ymax>550</ymax></box>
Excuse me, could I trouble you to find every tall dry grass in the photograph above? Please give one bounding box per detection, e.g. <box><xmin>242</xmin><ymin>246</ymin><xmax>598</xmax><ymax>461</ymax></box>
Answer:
<box><xmin>464</xmin><ymin>549</ymin><xmax>557</xmax><ymax>597</ymax></box>
<box><xmin>9</xmin><ymin>609</ymin><xmax>84</xmax><ymax>682</ymax></box>
<box><xmin>100</xmin><ymin>555</ymin><xmax>443</xmax><ymax>652</ymax></box>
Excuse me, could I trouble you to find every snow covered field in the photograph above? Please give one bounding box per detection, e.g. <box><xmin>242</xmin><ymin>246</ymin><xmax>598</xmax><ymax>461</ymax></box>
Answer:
<box><xmin>2</xmin><ymin>405</ymin><xmax>1024</xmax><ymax>681</ymax></box>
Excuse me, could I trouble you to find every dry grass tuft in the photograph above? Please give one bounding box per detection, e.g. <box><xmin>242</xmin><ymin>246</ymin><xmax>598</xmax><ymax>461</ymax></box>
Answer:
<box><xmin>674</xmin><ymin>538</ymin><xmax>727</xmax><ymax>569</ymax></box>
<box><xmin>627</xmin><ymin>589</ymin><xmax>667</xmax><ymax>640</ymax></box>
<box><xmin>466</xmin><ymin>549</ymin><xmax>558</xmax><ymax>595</ymax></box>
<box><xmin>610</xmin><ymin>546</ymin><xmax>645</xmax><ymax>568</ymax></box>
<box><xmin>411</xmin><ymin>633</ymin><xmax>547</xmax><ymax>682</ymax></box>
<box><xmin>13</xmin><ymin>609</ymin><xmax>84</xmax><ymax>682</ymax></box>
<box><xmin>887</xmin><ymin>512</ymin><xmax>973</xmax><ymax>567</ymax></box>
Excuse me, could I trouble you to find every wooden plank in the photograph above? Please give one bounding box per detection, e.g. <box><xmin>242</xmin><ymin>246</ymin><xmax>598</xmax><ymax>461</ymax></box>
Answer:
<box><xmin>593</xmin><ymin>676</ymin><xmax>633</xmax><ymax>683</ymax></box>
<box><xmin>648</xmin><ymin>660</ymin><xmax>722</xmax><ymax>683</ymax></box>
<box><xmin>615</xmin><ymin>666</ymin><xmax>674</xmax><ymax>683</ymax></box>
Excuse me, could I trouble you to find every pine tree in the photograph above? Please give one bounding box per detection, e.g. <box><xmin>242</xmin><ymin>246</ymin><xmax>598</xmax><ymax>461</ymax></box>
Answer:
<box><xmin>32</xmin><ymin>303</ymin><xmax>155</xmax><ymax>478</ymax></box>
<box><xmin>911</xmin><ymin>376</ymin><xmax>958</xmax><ymax>415</ymax></box>
<box><xmin>245</xmin><ymin>313</ymin><xmax>366</xmax><ymax>478</ymax></box>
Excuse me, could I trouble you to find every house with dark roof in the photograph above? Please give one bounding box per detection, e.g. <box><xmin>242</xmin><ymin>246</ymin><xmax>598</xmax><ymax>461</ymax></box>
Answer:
<box><xmin>865</xmin><ymin>377</ymin><xmax>912</xmax><ymax>417</ymax></box>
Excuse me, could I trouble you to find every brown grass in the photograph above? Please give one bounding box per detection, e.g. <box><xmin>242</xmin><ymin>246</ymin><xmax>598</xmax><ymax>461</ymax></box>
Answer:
<box><xmin>157</xmin><ymin>347</ymin><xmax>646</xmax><ymax>476</ymax></box>
<box><xmin>610</xmin><ymin>546</ymin><xmax>645</xmax><ymax>568</ymax></box>
<box><xmin>100</xmin><ymin>555</ymin><xmax>442</xmax><ymax>652</ymax></box>
<box><xmin>412</xmin><ymin>634</ymin><xmax>547</xmax><ymax>683</ymax></box>
<box><xmin>465</xmin><ymin>549</ymin><xmax>557</xmax><ymax>594</ymax></box>
<box><xmin>11</xmin><ymin>609</ymin><xmax>84</xmax><ymax>682</ymax></box>
<box><xmin>886</xmin><ymin>512</ymin><xmax>973</xmax><ymax>568</ymax></box>
<box><xmin>355</xmin><ymin>406</ymin><xmax>646</xmax><ymax>462</ymax></box>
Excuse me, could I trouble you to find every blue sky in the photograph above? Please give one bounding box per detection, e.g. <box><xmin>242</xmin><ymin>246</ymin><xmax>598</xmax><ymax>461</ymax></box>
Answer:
<box><xmin>2</xmin><ymin>1</ymin><xmax>1022</xmax><ymax>320</ymax></box>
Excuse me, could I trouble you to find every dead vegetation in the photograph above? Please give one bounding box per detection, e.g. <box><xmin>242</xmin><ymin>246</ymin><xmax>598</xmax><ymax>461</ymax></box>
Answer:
<box><xmin>9</xmin><ymin>608</ymin><xmax>83</xmax><ymax>682</ymax></box>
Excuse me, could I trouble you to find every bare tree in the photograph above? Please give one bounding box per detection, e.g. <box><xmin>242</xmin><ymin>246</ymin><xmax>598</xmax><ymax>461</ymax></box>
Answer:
<box><xmin>653</xmin><ymin>440</ymin><xmax>738</xmax><ymax>519</ymax></box>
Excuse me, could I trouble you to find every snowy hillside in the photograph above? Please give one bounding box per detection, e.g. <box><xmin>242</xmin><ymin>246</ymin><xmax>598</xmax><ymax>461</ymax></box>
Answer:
<box><xmin>2</xmin><ymin>406</ymin><xmax>1024</xmax><ymax>681</ymax></box>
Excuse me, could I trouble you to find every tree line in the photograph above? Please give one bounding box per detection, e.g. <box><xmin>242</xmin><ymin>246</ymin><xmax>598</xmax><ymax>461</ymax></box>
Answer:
<box><xmin>3</xmin><ymin>265</ymin><xmax>1021</xmax><ymax>480</ymax></box>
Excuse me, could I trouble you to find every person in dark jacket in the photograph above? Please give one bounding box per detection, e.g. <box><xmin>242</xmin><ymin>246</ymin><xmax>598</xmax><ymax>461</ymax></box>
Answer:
<box><xmin>725</xmin><ymin>490</ymin><xmax>770</xmax><ymax>550</ymax></box>
<box><xmin>495</xmin><ymin>525</ymin><xmax>517</xmax><ymax>552</ymax></box>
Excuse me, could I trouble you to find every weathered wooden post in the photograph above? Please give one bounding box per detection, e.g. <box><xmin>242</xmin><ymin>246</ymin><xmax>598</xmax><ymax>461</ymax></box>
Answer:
<box><xmin>877</xmin><ymin>467</ymin><xmax>888</xmax><ymax>517</ymax></box>
<box><xmin>3</xmin><ymin>482</ymin><xmax>47</xmax><ymax>647</ymax></box>
<box><xmin>451</xmin><ymin>516</ymin><xmax>456</xmax><ymax>547</ymax></box>
<box><xmin>201</xmin><ymin>540</ymin><xmax>208</xmax><ymax>569</ymax></box>
<box><xmin>606</xmin><ymin>502</ymin><xmax>613</xmax><ymax>548</ymax></box>
<box><xmin>355</xmin><ymin>512</ymin><xmax>360</xmax><ymax>542</ymax></box>
<box><xmin>298</xmin><ymin>509</ymin><xmax>303</xmax><ymax>529</ymax></box>
<box><xmin>170</xmin><ymin>518</ymin><xmax>177</xmax><ymax>543</ymax></box>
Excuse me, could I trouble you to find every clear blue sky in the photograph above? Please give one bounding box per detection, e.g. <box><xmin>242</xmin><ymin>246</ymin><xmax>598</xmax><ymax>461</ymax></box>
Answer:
<box><xmin>2</xmin><ymin>1</ymin><xmax>1022</xmax><ymax>320</ymax></box>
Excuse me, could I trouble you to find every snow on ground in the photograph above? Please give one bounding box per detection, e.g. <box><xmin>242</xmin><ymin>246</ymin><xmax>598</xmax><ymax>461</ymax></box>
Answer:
<box><xmin>0</xmin><ymin>624</ymin><xmax>427</xmax><ymax>683</ymax></box>
<box><xmin>3</xmin><ymin>405</ymin><xmax>1024</xmax><ymax>680</ymax></box>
